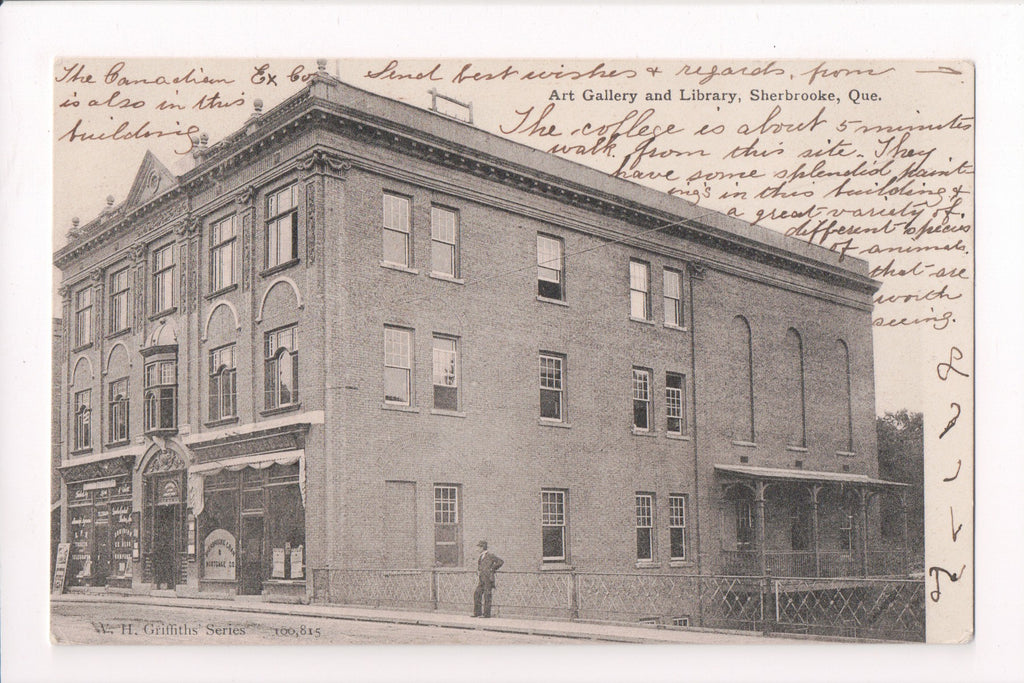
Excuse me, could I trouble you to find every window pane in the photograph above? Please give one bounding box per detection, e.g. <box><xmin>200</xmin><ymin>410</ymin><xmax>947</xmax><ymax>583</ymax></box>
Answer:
<box><xmin>537</xmin><ymin>235</ymin><xmax>563</xmax><ymax>299</ymax></box>
<box><xmin>542</xmin><ymin>526</ymin><xmax>564</xmax><ymax>560</ymax></box>
<box><xmin>431</xmin><ymin>241</ymin><xmax>455</xmax><ymax>277</ymax></box>
<box><xmin>382</xmin><ymin>229</ymin><xmax>409</xmax><ymax>266</ymax></box>
<box><xmin>384</xmin><ymin>367</ymin><xmax>410</xmax><ymax>404</ymax></box>
<box><xmin>540</xmin><ymin>389</ymin><xmax>561</xmax><ymax>420</ymax></box>
<box><xmin>636</xmin><ymin>527</ymin><xmax>652</xmax><ymax>560</ymax></box>
<box><xmin>670</xmin><ymin>527</ymin><xmax>685</xmax><ymax>559</ymax></box>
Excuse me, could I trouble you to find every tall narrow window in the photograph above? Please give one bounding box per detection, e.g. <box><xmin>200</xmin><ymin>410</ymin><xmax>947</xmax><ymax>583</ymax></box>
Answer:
<box><xmin>537</xmin><ymin>234</ymin><xmax>565</xmax><ymax>300</ymax></box>
<box><xmin>384</xmin><ymin>326</ymin><xmax>412</xmax><ymax>405</ymax></box>
<box><xmin>635</xmin><ymin>493</ymin><xmax>654</xmax><ymax>561</ymax></box>
<box><xmin>541</xmin><ymin>489</ymin><xmax>567</xmax><ymax>561</ymax></box>
<box><xmin>107</xmin><ymin>378</ymin><xmax>129</xmax><ymax>443</ymax></box>
<box><xmin>539</xmin><ymin>353</ymin><xmax>564</xmax><ymax>421</ymax></box>
<box><xmin>209</xmin><ymin>344</ymin><xmax>237</xmax><ymax>422</ymax></box>
<box><xmin>669</xmin><ymin>494</ymin><xmax>687</xmax><ymax>560</ymax></box>
<box><xmin>267</xmin><ymin>184</ymin><xmax>299</xmax><ymax>269</ymax></box>
<box><xmin>730</xmin><ymin>316</ymin><xmax>755</xmax><ymax>442</ymax></box>
<box><xmin>736</xmin><ymin>500</ymin><xmax>753</xmax><ymax>550</ymax></box>
<box><xmin>666</xmin><ymin>372</ymin><xmax>686</xmax><ymax>435</ymax></box>
<box><xmin>629</xmin><ymin>260</ymin><xmax>651</xmax><ymax>320</ymax></box>
<box><xmin>73</xmin><ymin>389</ymin><xmax>91</xmax><ymax>451</ymax></box>
<box><xmin>109</xmin><ymin>268</ymin><xmax>130</xmax><ymax>334</ymax></box>
<box><xmin>433</xmin><ymin>484</ymin><xmax>461</xmax><ymax>567</ymax></box>
<box><xmin>430</xmin><ymin>206</ymin><xmax>459</xmax><ymax>277</ymax></box>
<box><xmin>211</xmin><ymin>214</ymin><xmax>238</xmax><ymax>291</ymax></box>
<box><xmin>632</xmin><ymin>367</ymin><xmax>652</xmax><ymax>431</ymax></box>
<box><xmin>144</xmin><ymin>360</ymin><xmax>177</xmax><ymax>432</ymax></box>
<box><xmin>382</xmin><ymin>193</ymin><xmax>411</xmax><ymax>267</ymax></box>
<box><xmin>663</xmin><ymin>268</ymin><xmax>683</xmax><ymax>327</ymax></box>
<box><xmin>839</xmin><ymin>511</ymin><xmax>854</xmax><ymax>551</ymax></box>
<box><xmin>837</xmin><ymin>339</ymin><xmax>854</xmax><ymax>453</ymax></box>
<box><xmin>432</xmin><ymin>335</ymin><xmax>459</xmax><ymax>411</ymax></box>
<box><xmin>785</xmin><ymin>329</ymin><xmax>807</xmax><ymax>448</ymax></box>
<box><xmin>74</xmin><ymin>287</ymin><xmax>93</xmax><ymax>346</ymax></box>
<box><xmin>265</xmin><ymin>326</ymin><xmax>298</xmax><ymax>410</ymax></box>
<box><xmin>152</xmin><ymin>244</ymin><xmax>175</xmax><ymax>313</ymax></box>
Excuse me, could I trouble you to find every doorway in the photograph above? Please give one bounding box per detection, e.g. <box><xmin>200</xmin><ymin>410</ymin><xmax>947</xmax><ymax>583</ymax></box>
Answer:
<box><xmin>93</xmin><ymin>520</ymin><xmax>111</xmax><ymax>586</ymax></box>
<box><xmin>240</xmin><ymin>515</ymin><xmax>264</xmax><ymax>595</ymax></box>
<box><xmin>153</xmin><ymin>505</ymin><xmax>179</xmax><ymax>588</ymax></box>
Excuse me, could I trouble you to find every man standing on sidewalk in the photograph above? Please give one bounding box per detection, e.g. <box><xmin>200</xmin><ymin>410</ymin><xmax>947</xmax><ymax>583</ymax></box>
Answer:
<box><xmin>472</xmin><ymin>540</ymin><xmax>503</xmax><ymax>618</ymax></box>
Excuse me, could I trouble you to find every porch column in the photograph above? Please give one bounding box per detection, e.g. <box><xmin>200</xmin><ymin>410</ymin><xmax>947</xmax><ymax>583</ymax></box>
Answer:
<box><xmin>754</xmin><ymin>480</ymin><xmax>767</xmax><ymax>576</ymax></box>
<box><xmin>810</xmin><ymin>484</ymin><xmax>821</xmax><ymax>578</ymax></box>
<box><xmin>899</xmin><ymin>491</ymin><xmax>909</xmax><ymax>575</ymax></box>
<box><xmin>856</xmin><ymin>488</ymin><xmax>868</xmax><ymax>577</ymax></box>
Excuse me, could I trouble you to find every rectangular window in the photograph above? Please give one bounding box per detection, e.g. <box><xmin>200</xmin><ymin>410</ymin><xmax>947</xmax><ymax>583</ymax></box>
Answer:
<box><xmin>152</xmin><ymin>244</ymin><xmax>175</xmax><ymax>313</ymax></box>
<box><xmin>144</xmin><ymin>360</ymin><xmax>177</xmax><ymax>432</ymax></box>
<box><xmin>430</xmin><ymin>206</ymin><xmax>459</xmax><ymax>277</ymax></box>
<box><xmin>211</xmin><ymin>214</ymin><xmax>238</xmax><ymax>291</ymax></box>
<box><xmin>541</xmin><ymin>489</ymin><xmax>567</xmax><ymax>561</ymax></box>
<box><xmin>433</xmin><ymin>484</ymin><xmax>461</xmax><ymax>567</ymax></box>
<box><xmin>267</xmin><ymin>184</ymin><xmax>298</xmax><ymax>268</ymax></box>
<box><xmin>663</xmin><ymin>268</ymin><xmax>683</xmax><ymax>327</ymax></box>
<box><xmin>384</xmin><ymin>326</ymin><xmax>412</xmax><ymax>405</ymax></box>
<box><xmin>265</xmin><ymin>326</ymin><xmax>298</xmax><ymax>410</ymax></box>
<box><xmin>632</xmin><ymin>368</ymin><xmax>652</xmax><ymax>431</ymax></box>
<box><xmin>629</xmin><ymin>260</ymin><xmax>650</xmax><ymax>320</ymax></box>
<box><xmin>108</xmin><ymin>268</ymin><xmax>130</xmax><ymax>334</ymax></box>
<box><xmin>539</xmin><ymin>353</ymin><xmax>565</xmax><ymax>421</ymax></box>
<box><xmin>736</xmin><ymin>500</ymin><xmax>754</xmax><ymax>550</ymax></box>
<box><xmin>669</xmin><ymin>494</ymin><xmax>687</xmax><ymax>560</ymax></box>
<box><xmin>537</xmin><ymin>234</ymin><xmax>564</xmax><ymax>300</ymax></box>
<box><xmin>666</xmin><ymin>372</ymin><xmax>686</xmax><ymax>435</ymax></box>
<box><xmin>74</xmin><ymin>287</ymin><xmax>93</xmax><ymax>346</ymax></box>
<box><xmin>635</xmin><ymin>493</ymin><xmax>654</xmax><ymax>561</ymax></box>
<box><xmin>382</xmin><ymin>193</ymin><xmax>411</xmax><ymax>267</ymax></box>
<box><xmin>432</xmin><ymin>335</ymin><xmax>459</xmax><ymax>411</ymax></box>
<box><xmin>840</xmin><ymin>513</ymin><xmax>854</xmax><ymax>551</ymax></box>
<box><xmin>209</xmin><ymin>344</ymin><xmax>237</xmax><ymax>421</ymax></box>
<box><xmin>73</xmin><ymin>389</ymin><xmax>91</xmax><ymax>450</ymax></box>
<box><xmin>107</xmin><ymin>378</ymin><xmax>129</xmax><ymax>443</ymax></box>
<box><xmin>672</xmin><ymin>617</ymin><xmax>691</xmax><ymax>627</ymax></box>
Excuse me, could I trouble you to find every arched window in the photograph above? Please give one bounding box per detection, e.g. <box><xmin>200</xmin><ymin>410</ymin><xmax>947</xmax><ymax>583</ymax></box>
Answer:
<box><xmin>785</xmin><ymin>328</ymin><xmax>807</xmax><ymax>448</ymax></box>
<box><xmin>73</xmin><ymin>389</ymin><xmax>92</xmax><ymax>451</ymax></box>
<box><xmin>265</xmin><ymin>325</ymin><xmax>299</xmax><ymax>410</ymax></box>
<box><xmin>730</xmin><ymin>316</ymin><xmax>755</xmax><ymax>442</ymax></box>
<box><xmin>836</xmin><ymin>339</ymin><xmax>853</xmax><ymax>452</ymax></box>
<box><xmin>209</xmin><ymin>344</ymin><xmax>237</xmax><ymax>422</ymax></box>
<box><xmin>144</xmin><ymin>359</ymin><xmax>177</xmax><ymax>432</ymax></box>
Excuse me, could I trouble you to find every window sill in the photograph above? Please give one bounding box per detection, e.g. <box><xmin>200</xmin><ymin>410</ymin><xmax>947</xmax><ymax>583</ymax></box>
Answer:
<box><xmin>629</xmin><ymin>316</ymin><xmax>655</xmax><ymax>326</ymax></box>
<box><xmin>836</xmin><ymin>451</ymin><xmax>857</xmax><ymax>457</ymax></box>
<box><xmin>429</xmin><ymin>272</ymin><xmax>465</xmax><ymax>285</ymax></box>
<box><xmin>663</xmin><ymin>323</ymin><xmax>689</xmax><ymax>332</ymax></box>
<box><xmin>70</xmin><ymin>447</ymin><xmax>94</xmax><ymax>457</ymax></box>
<box><xmin>635</xmin><ymin>561</ymin><xmax>661</xmax><ymax>569</ymax></box>
<box><xmin>539</xmin><ymin>562</ymin><xmax>574</xmax><ymax>571</ymax></box>
<box><xmin>668</xmin><ymin>560</ymin><xmax>693</xmax><ymax>569</ymax></box>
<box><xmin>204</xmin><ymin>283</ymin><xmax>238</xmax><ymax>300</ymax></box>
<box><xmin>260</xmin><ymin>404</ymin><xmax>301</xmax><ymax>418</ymax></box>
<box><xmin>106</xmin><ymin>328</ymin><xmax>132</xmax><ymax>341</ymax></box>
<box><xmin>260</xmin><ymin>259</ymin><xmax>300</xmax><ymax>278</ymax></box>
<box><xmin>379</xmin><ymin>261</ymin><xmax>419</xmax><ymax>276</ymax></box>
<box><xmin>430</xmin><ymin>408</ymin><xmax>466</xmax><ymax>418</ymax></box>
<box><xmin>72</xmin><ymin>342</ymin><xmax>94</xmax><ymax>353</ymax></box>
<box><xmin>536</xmin><ymin>295</ymin><xmax>569</xmax><ymax>307</ymax></box>
<box><xmin>145</xmin><ymin>428</ymin><xmax>178</xmax><ymax>438</ymax></box>
<box><xmin>264</xmin><ymin>578</ymin><xmax>306</xmax><ymax>585</ymax></box>
<box><xmin>786</xmin><ymin>445</ymin><xmax>809</xmax><ymax>453</ymax></box>
<box><xmin>665</xmin><ymin>433</ymin><xmax>691</xmax><ymax>441</ymax></box>
<box><xmin>631</xmin><ymin>427</ymin><xmax>657</xmax><ymax>437</ymax></box>
<box><xmin>731</xmin><ymin>440</ymin><xmax>757</xmax><ymax>448</ymax></box>
<box><xmin>538</xmin><ymin>418</ymin><xmax>571</xmax><ymax>429</ymax></box>
<box><xmin>204</xmin><ymin>416</ymin><xmax>240</xmax><ymax>429</ymax></box>
<box><xmin>105</xmin><ymin>439</ymin><xmax>131</xmax><ymax>450</ymax></box>
<box><xmin>382</xmin><ymin>403</ymin><xmax>419</xmax><ymax>414</ymax></box>
<box><xmin>149</xmin><ymin>307</ymin><xmax>177</xmax><ymax>322</ymax></box>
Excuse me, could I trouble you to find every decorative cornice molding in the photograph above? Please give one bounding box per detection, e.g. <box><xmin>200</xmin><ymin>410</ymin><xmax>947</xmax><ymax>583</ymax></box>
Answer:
<box><xmin>235</xmin><ymin>184</ymin><xmax>256</xmax><ymax>208</ymax></box>
<box><xmin>297</xmin><ymin>149</ymin><xmax>352</xmax><ymax>177</ymax></box>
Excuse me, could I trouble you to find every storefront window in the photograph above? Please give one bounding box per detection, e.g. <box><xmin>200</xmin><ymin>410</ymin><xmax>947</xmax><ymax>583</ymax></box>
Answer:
<box><xmin>65</xmin><ymin>477</ymin><xmax>133</xmax><ymax>587</ymax></box>
<box><xmin>267</xmin><ymin>465</ymin><xmax>304</xmax><ymax>579</ymax></box>
<box><xmin>200</xmin><ymin>472</ymin><xmax>239</xmax><ymax>581</ymax></box>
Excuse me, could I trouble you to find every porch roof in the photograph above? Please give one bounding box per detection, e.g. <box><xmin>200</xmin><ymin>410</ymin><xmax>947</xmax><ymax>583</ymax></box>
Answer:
<box><xmin>714</xmin><ymin>464</ymin><xmax>908</xmax><ymax>489</ymax></box>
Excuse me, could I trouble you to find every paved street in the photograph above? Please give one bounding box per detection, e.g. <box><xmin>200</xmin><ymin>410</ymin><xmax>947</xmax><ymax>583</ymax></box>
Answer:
<box><xmin>52</xmin><ymin>601</ymin><xmax>559</xmax><ymax>645</ymax></box>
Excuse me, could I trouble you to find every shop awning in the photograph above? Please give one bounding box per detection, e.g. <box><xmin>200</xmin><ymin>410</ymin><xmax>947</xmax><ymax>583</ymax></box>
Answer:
<box><xmin>714</xmin><ymin>464</ymin><xmax>908</xmax><ymax>489</ymax></box>
<box><xmin>188</xmin><ymin>450</ymin><xmax>305</xmax><ymax>516</ymax></box>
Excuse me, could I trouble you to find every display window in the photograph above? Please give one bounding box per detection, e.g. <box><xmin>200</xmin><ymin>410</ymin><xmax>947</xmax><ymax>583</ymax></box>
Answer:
<box><xmin>65</xmin><ymin>476</ymin><xmax>133</xmax><ymax>587</ymax></box>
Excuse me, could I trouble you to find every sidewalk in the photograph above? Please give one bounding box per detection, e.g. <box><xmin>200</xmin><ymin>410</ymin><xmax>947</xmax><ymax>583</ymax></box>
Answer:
<box><xmin>53</xmin><ymin>593</ymin><xmax>782</xmax><ymax>644</ymax></box>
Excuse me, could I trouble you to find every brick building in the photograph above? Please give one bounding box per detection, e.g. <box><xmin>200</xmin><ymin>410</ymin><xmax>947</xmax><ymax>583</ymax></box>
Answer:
<box><xmin>53</xmin><ymin>63</ymin><xmax>909</xmax><ymax>613</ymax></box>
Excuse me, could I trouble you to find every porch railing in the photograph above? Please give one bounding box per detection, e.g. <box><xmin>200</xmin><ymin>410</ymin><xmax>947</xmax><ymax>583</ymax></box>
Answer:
<box><xmin>309</xmin><ymin>567</ymin><xmax>925</xmax><ymax>642</ymax></box>
<box><xmin>721</xmin><ymin>549</ymin><xmax>905</xmax><ymax>578</ymax></box>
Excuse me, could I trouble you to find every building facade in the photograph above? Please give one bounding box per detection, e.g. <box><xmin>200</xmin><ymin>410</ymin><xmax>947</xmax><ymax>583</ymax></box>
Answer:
<box><xmin>54</xmin><ymin>63</ymin><xmax>908</xmax><ymax>611</ymax></box>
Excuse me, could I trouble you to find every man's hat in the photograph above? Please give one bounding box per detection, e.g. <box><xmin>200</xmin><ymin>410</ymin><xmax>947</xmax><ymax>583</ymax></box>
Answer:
<box><xmin>476</xmin><ymin>540</ymin><xmax>488</xmax><ymax>549</ymax></box>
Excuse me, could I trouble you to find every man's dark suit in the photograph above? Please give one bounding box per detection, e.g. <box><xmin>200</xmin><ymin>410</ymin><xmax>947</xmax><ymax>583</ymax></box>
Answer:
<box><xmin>472</xmin><ymin>550</ymin><xmax>504</xmax><ymax>617</ymax></box>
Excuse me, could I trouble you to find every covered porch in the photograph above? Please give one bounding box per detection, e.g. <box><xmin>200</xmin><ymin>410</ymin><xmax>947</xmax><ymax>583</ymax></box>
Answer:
<box><xmin>714</xmin><ymin>465</ymin><xmax>911</xmax><ymax>578</ymax></box>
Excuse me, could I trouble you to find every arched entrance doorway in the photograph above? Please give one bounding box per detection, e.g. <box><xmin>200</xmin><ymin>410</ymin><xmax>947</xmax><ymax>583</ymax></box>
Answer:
<box><xmin>143</xmin><ymin>449</ymin><xmax>186</xmax><ymax>589</ymax></box>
